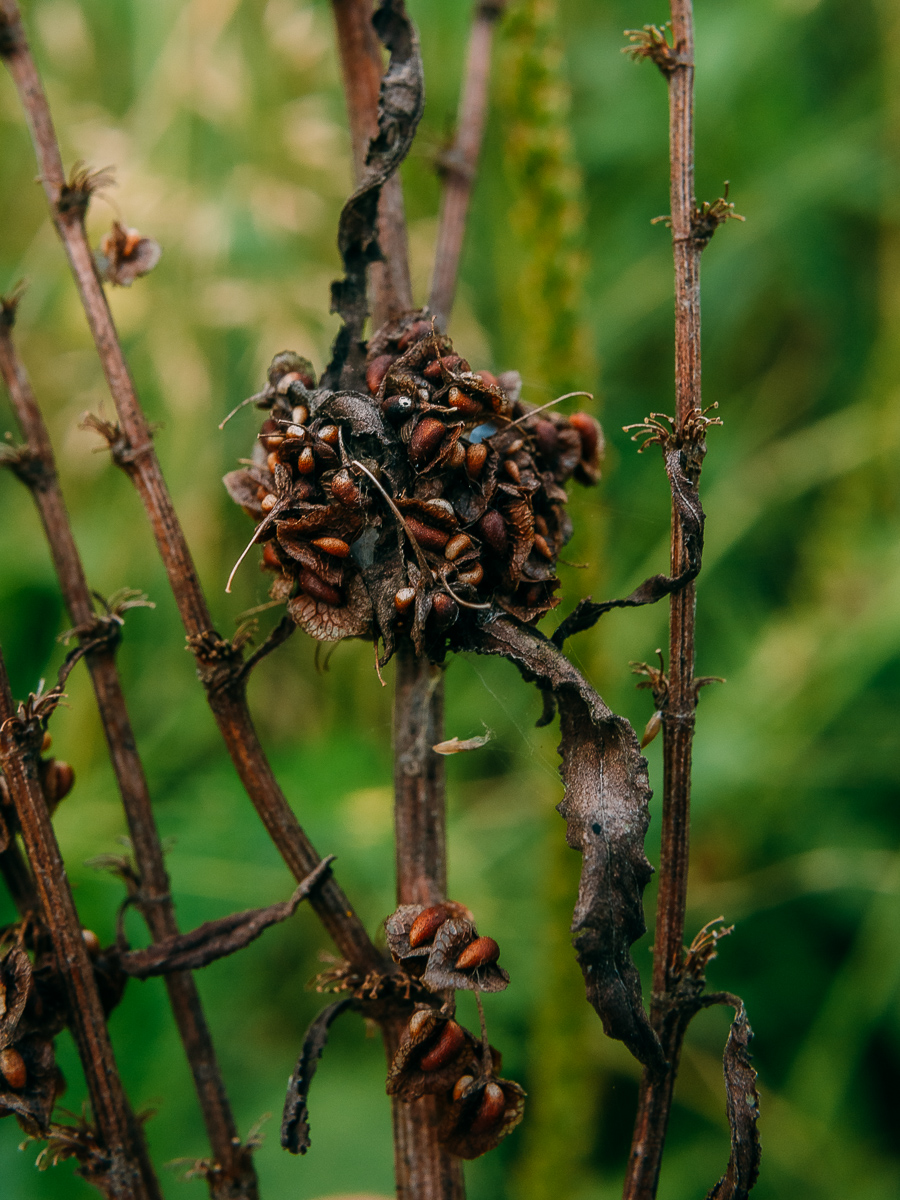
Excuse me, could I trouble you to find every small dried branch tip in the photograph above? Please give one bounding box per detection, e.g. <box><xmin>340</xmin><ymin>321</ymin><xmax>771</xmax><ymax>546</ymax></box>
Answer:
<box><xmin>622</xmin><ymin>24</ymin><xmax>680</xmax><ymax>73</ymax></box>
<box><xmin>653</xmin><ymin>183</ymin><xmax>745</xmax><ymax>250</ymax></box>
<box><xmin>0</xmin><ymin>281</ymin><xmax>27</xmax><ymax>327</ymax></box>
<box><xmin>57</xmin><ymin>162</ymin><xmax>115</xmax><ymax>217</ymax></box>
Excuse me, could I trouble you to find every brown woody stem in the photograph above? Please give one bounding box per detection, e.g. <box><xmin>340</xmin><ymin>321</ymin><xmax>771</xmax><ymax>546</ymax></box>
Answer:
<box><xmin>429</xmin><ymin>1</ymin><xmax>507</xmax><ymax>330</ymax></box>
<box><xmin>331</xmin><ymin>0</ymin><xmax>413</xmax><ymax>326</ymax></box>
<box><xmin>624</xmin><ymin>4</ymin><xmax>701</xmax><ymax>1198</ymax></box>
<box><xmin>0</xmin><ymin>650</ymin><xmax>161</xmax><ymax>1200</ymax></box>
<box><xmin>390</xmin><ymin>641</ymin><xmax>464</xmax><ymax>1200</ymax></box>
<box><xmin>0</xmin><ymin>0</ymin><xmax>382</xmax><ymax>980</ymax></box>
<box><xmin>0</xmin><ymin>310</ymin><xmax>258</xmax><ymax>1200</ymax></box>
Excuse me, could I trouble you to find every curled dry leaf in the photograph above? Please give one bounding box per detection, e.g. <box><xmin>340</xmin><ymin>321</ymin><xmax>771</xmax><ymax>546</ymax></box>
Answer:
<box><xmin>462</xmin><ymin>617</ymin><xmax>664</xmax><ymax>1070</ymax></box>
<box><xmin>438</xmin><ymin>1074</ymin><xmax>525</xmax><ymax>1160</ymax></box>
<box><xmin>706</xmin><ymin>998</ymin><xmax>761</xmax><ymax>1200</ymax></box>
<box><xmin>281</xmin><ymin>997</ymin><xmax>352</xmax><ymax>1155</ymax></box>
<box><xmin>118</xmin><ymin>856</ymin><xmax>334</xmax><ymax>978</ymax></box>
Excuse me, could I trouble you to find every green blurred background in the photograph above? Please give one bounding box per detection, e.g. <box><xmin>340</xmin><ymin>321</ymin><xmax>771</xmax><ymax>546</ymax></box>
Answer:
<box><xmin>1</xmin><ymin>0</ymin><xmax>899</xmax><ymax>1196</ymax></box>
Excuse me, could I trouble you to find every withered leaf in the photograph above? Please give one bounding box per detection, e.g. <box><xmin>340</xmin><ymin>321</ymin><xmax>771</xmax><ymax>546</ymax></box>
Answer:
<box><xmin>462</xmin><ymin>617</ymin><xmax>664</xmax><ymax>1070</ymax></box>
<box><xmin>552</xmin><ymin>445</ymin><xmax>704</xmax><ymax>647</ymax></box>
<box><xmin>706</xmin><ymin>998</ymin><xmax>761</xmax><ymax>1200</ymax></box>
<box><xmin>119</xmin><ymin>857</ymin><xmax>334</xmax><ymax>978</ymax></box>
<box><xmin>323</xmin><ymin>0</ymin><xmax>424</xmax><ymax>390</ymax></box>
<box><xmin>423</xmin><ymin>918</ymin><xmax>509</xmax><ymax>995</ymax></box>
<box><xmin>281</xmin><ymin>997</ymin><xmax>352</xmax><ymax>1155</ymax></box>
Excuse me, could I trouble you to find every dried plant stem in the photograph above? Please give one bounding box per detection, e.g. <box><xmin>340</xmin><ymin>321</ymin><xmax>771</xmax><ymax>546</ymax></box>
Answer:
<box><xmin>0</xmin><ymin>837</ymin><xmax>39</xmax><ymax>915</ymax></box>
<box><xmin>390</xmin><ymin>641</ymin><xmax>464</xmax><ymax>1200</ymax></box>
<box><xmin>0</xmin><ymin>650</ymin><xmax>161</xmax><ymax>1200</ymax></box>
<box><xmin>0</xmin><ymin>314</ymin><xmax>257</xmax><ymax>1200</ymax></box>
<box><xmin>331</xmin><ymin>0</ymin><xmax>413</xmax><ymax>326</ymax></box>
<box><xmin>0</xmin><ymin>0</ymin><xmax>381</xmax><ymax>978</ymax></box>
<box><xmin>624</xmin><ymin>5</ymin><xmax>701</xmax><ymax>1198</ymax></box>
<box><xmin>429</xmin><ymin>1</ymin><xmax>506</xmax><ymax>329</ymax></box>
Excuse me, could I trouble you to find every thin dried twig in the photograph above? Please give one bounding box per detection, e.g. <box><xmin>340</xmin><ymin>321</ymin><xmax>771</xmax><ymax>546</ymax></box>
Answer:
<box><xmin>0</xmin><ymin>649</ymin><xmax>161</xmax><ymax>1200</ymax></box>
<box><xmin>0</xmin><ymin>293</ymin><xmax>258</xmax><ymax>1199</ymax></box>
<box><xmin>0</xmin><ymin>0</ymin><xmax>382</xmax><ymax>979</ymax></box>
<box><xmin>429</xmin><ymin>1</ymin><xmax>508</xmax><ymax>329</ymax></box>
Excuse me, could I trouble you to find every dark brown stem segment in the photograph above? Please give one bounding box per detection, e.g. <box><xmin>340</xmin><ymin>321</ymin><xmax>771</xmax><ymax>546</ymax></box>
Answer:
<box><xmin>0</xmin><ymin>310</ymin><xmax>257</xmax><ymax>1200</ymax></box>
<box><xmin>429</xmin><ymin>1</ymin><xmax>507</xmax><ymax>330</ymax></box>
<box><xmin>391</xmin><ymin>642</ymin><xmax>464</xmax><ymax>1200</ymax></box>
<box><xmin>0</xmin><ymin>651</ymin><xmax>162</xmax><ymax>1200</ymax></box>
<box><xmin>624</xmin><ymin>4</ymin><xmax>700</xmax><ymax>1198</ymax></box>
<box><xmin>0</xmin><ymin>0</ymin><xmax>382</xmax><ymax>979</ymax></box>
<box><xmin>331</xmin><ymin>0</ymin><xmax>413</xmax><ymax>326</ymax></box>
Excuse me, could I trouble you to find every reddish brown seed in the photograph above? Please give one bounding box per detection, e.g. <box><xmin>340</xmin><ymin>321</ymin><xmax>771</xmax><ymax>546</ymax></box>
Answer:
<box><xmin>408</xmin><ymin>1009</ymin><xmax>432</xmax><ymax>1038</ymax></box>
<box><xmin>366</xmin><ymin>354</ymin><xmax>395</xmax><ymax>395</ymax></box>
<box><xmin>504</xmin><ymin>459</ymin><xmax>521</xmax><ymax>484</ymax></box>
<box><xmin>449</xmin><ymin>440</ymin><xmax>467</xmax><ymax>469</ymax></box>
<box><xmin>394</xmin><ymin>587</ymin><xmax>416</xmax><ymax>613</ymax></box>
<box><xmin>331</xmin><ymin>472</ymin><xmax>360</xmax><ymax>505</ymax></box>
<box><xmin>262</xmin><ymin>543</ymin><xmax>281</xmax><ymax>570</ymax></box>
<box><xmin>474</xmin><ymin>369</ymin><xmax>499</xmax><ymax>389</ymax></box>
<box><xmin>419</xmin><ymin>1021</ymin><xmax>467</xmax><ymax>1072</ymax></box>
<box><xmin>457</xmin><ymin>563</ymin><xmax>484</xmax><ymax>587</ymax></box>
<box><xmin>276</xmin><ymin>370</ymin><xmax>303</xmax><ymax>395</ymax></box>
<box><xmin>431</xmin><ymin>593</ymin><xmax>458</xmax><ymax>629</ymax></box>
<box><xmin>291</xmin><ymin>404</ymin><xmax>309</xmax><ymax>426</ymax></box>
<box><xmin>298</xmin><ymin>570</ymin><xmax>342</xmax><ymax>606</ymax></box>
<box><xmin>409</xmin><ymin>904</ymin><xmax>450</xmax><ymax>948</ymax></box>
<box><xmin>261</xmin><ymin>493</ymin><xmax>278</xmax><ymax>512</ymax></box>
<box><xmin>285</xmin><ymin>424</ymin><xmax>305</xmax><ymax>440</ymax></box>
<box><xmin>446</xmin><ymin>387</ymin><xmax>483</xmax><ymax>417</ymax></box>
<box><xmin>297</xmin><ymin>446</ymin><xmax>316</xmax><ymax>474</ymax></box>
<box><xmin>410</xmin><ymin>417</ymin><xmax>447</xmax><ymax>465</ymax></box>
<box><xmin>478</xmin><ymin>511</ymin><xmax>508</xmax><ymax>553</ymax></box>
<box><xmin>534</xmin><ymin>514</ymin><xmax>549</xmax><ymax>537</ymax></box>
<box><xmin>0</xmin><ymin>1047</ymin><xmax>26</xmax><ymax>1090</ymax></box>
<box><xmin>455</xmin><ymin>936</ymin><xmax>500</xmax><ymax>971</ymax></box>
<box><xmin>318</xmin><ymin>424</ymin><xmax>339</xmax><ymax>445</ymax></box>
<box><xmin>41</xmin><ymin>732</ymin><xmax>52</xmax><ymax>752</ymax></box>
<box><xmin>465</xmin><ymin>442</ymin><xmax>488</xmax><ymax>479</ymax></box>
<box><xmin>404</xmin><ymin>517</ymin><xmax>450</xmax><ymax>552</ymax></box>
<box><xmin>533</xmin><ymin>534</ymin><xmax>553</xmax><ymax>560</ymax></box>
<box><xmin>397</xmin><ymin>319</ymin><xmax>433</xmax><ymax>350</ymax></box>
<box><xmin>444</xmin><ymin>534</ymin><xmax>472</xmax><ymax>562</ymax></box>
<box><xmin>260</xmin><ymin>417</ymin><xmax>282</xmax><ymax>450</ymax></box>
<box><xmin>453</xmin><ymin>1074</ymin><xmax>475</xmax><ymax>1102</ymax></box>
<box><xmin>54</xmin><ymin>761</ymin><xmax>75</xmax><ymax>802</ymax></box>
<box><xmin>532</xmin><ymin>418</ymin><xmax>558</xmax><ymax>458</ymax></box>
<box><xmin>266</xmin><ymin>451</ymin><xmax>280</xmax><ymax>474</ymax></box>
<box><xmin>423</xmin><ymin>355</ymin><xmax>466</xmax><ymax>380</ymax></box>
<box><xmin>569</xmin><ymin>411</ymin><xmax>600</xmax><ymax>460</ymax></box>
<box><xmin>82</xmin><ymin>929</ymin><xmax>101</xmax><ymax>957</ymax></box>
<box><xmin>312</xmin><ymin>537</ymin><xmax>350</xmax><ymax>558</ymax></box>
<box><xmin>470</xmin><ymin>1082</ymin><xmax>506</xmax><ymax>1133</ymax></box>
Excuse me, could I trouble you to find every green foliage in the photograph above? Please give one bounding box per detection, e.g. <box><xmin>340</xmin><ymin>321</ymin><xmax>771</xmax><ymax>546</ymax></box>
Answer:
<box><xmin>1</xmin><ymin>0</ymin><xmax>898</xmax><ymax>1198</ymax></box>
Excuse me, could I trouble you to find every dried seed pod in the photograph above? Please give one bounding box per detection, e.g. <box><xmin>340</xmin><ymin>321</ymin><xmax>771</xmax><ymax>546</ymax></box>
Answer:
<box><xmin>291</xmin><ymin>404</ymin><xmax>309</xmax><ymax>426</ymax></box>
<box><xmin>533</xmin><ymin>534</ymin><xmax>553</xmax><ymax>560</ymax></box>
<box><xmin>410</xmin><ymin>417</ymin><xmax>447</xmax><ymax>465</ymax></box>
<box><xmin>53</xmin><ymin>761</ymin><xmax>75</xmax><ymax>802</ymax></box>
<box><xmin>423</xmin><ymin>918</ymin><xmax>509</xmax><ymax>993</ymax></box>
<box><xmin>0</xmin><ymin>1047</ymin><xmax>26</xmax><ymax>1090</ymax></box>
<box><xmin>261</xmin><ymin>494</ymin><xmax>278</xmax><ymax>512</ymax></box>
<box><xmin>532</xmin><ymin>418</ymin><xmax>558</xmax><ymax>457</ymax></box>
<box><xmin>297</xmin><ymin>447</ymin><xmax>316</xmax><ymax>474</ymax></box>
<box><xmin>569</xmin><ymin>411</ymin><xmax>600</xmax><ymax>460</ymax></box>
<box><xmin>419</xmin><ymin>1021</ymin><xmax>467</xmax><ymax>1071</ymax></box>
<box><xmin>408</xmin><ymin>1009</ymin><xmax>432</xmax><ymax>1038</ymax></box>
<box><xmin>41</xmin><ymin>732</ymin><xmax>52</xmax><ymax>752</ymax></box>
<box><xmin>285</xmin><ymin>424</ymin><xmax>305</xmax><ymax>440</ymax></box>
<box><xmin>298</xmin><ymin>570</ymin><xmax>342</xmax><ymax>607</ymax></box>
<box><xmin>312</xmin><ymin>537</ymin><xmax>351</xmax><ymax>558</ymax></box>
<box><xmin>382</xmin><ymin>394</ymin><xmax>417</xmax><ymax>421</ymax></box>
<box><xmin>456</xmin><ymin>563</ymin><xmax>484</xmax><ymax>587</ymax></box>
<box><xmin>404</xmin><ymin>518</ymin><xmax>450</xmax><ymax>552</ymax></box>
<box><xmin>260</xmin><ymin>417</ymin><xmax>285</xmax><ymax>450</ymax></box>
<box><xmin>444</xmin><ymin>534</ymin><xmax>472</xmax><ymax>562</ymax></box>
<box><xmin>409</xmin><ymin>904</ymin><xmax>450</xmax><ymax>948</ymax></box>
<box><xmin>423</xmin><ymin>354</ymin><xmax>467</xmax><ymax>380</ymax></box>
<box><xmin>82</xmin><ymin>929</ymin><xmax>101</xmax><ymax>957</ymax></box>
<box><xmin>477</xmin><ymin>511</ymin><xmax>508</xmax><ymax>554</ymax></box>
<box><xmin>449</xmin><ymin>440</ymin><xmax>467</xmax><ymax>469</ymax></box>
<box><xmin>267</xmin><ymin>451</ymin><xmax>280</xmax><ymax>474</ymax></box>
<box><xmin>455</xmin><ymin>936</ymin><xmax>500</xmax><ymax>971</ymax></box>
<box><xmin>394</xmin><ymin>587</ymin><xmax>416</xmax><ymax>613</ymax></box>
<box><xmin>276</xmin><ymin>371</ymin><xmax>303</xmax><ymax>395</ymax></box>
<box><xmin>366</xmin><ymin>353</ymin><xmax>395</xmax><ymax>394</ymax></box>
<box><xmin>431</xmin><ymin>593</ymin><xmax>458</xmax><ymax>630</ymax></box>
<box><xmin>318</xmin><ymin>424</ymin><xmax>340</xmax><ymax>445</ymax></box>
<box><xmin>453</xmin><ymin>1075</ymin><xmax>475</xmax><ymax>1102</ymax></box>
<box><xmin>331</xmin><ymin>471</ymin><xmax>360</xmax><ymax>505</ymax></box>
<box><xmin>262</xmin><ymin>543</ymin><xmax>282</xmax><ymax>570</ymax></box>
<box><xmin>398</xmin><ymin>319</ymin><xmax>433</xmax><ymax>350</ymax></box>
<box><xmin>504</xmin><ymin>459</ymin><xmax>522</xmax><ymax>485</ymax></box>
<box><xmin>439</xmin><ymin>1075</ymin><xmax>526</xmax><ymax>1159</ymax></box>
<box><xmin>466</xmin><ymin>442</ymin><xmax>488</xmax><ymax>479</ymax></box>
<box><xmin>474</xmin><ymin>369</ymin><xmax>499</xmax><ymax>389</ymax></box>
<box><xmin>268</xmin><ymin>351</ymin><xmax>316</xmax><ymax>390</ymax></box>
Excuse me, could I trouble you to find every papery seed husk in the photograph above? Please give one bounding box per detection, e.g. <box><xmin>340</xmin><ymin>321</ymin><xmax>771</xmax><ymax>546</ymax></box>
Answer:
<box><xmin>445</xmin><ymin>534</ymin><xmax>472</xmax><ymax>561</ymax></box>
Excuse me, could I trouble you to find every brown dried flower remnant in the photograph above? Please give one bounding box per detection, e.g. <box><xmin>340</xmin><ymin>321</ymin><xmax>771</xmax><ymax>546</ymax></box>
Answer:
<box><xmin>384</xmin><ymin>902</ymin><xmax>509</xmax><ymax>993</ymax></box>
<box><xmin>0</xmin><ymin>942</ymin><xmax>66</xmax><ymax>1135</ymax></box>
<box><xmin>95</xmin><ymin>221</ymin><xmax>161</xmax><ymax>287</ymax></box>
<box><xmin>224</xmin><ymin>315</ymin><xmax>603</xmax><ymax>664</ymax></box>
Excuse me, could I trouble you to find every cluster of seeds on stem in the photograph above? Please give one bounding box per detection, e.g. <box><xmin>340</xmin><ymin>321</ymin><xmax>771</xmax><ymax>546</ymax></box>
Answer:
<box><xmin>224</xmin><ymin>313</ymin><xmax>603</xmax><ymax>660</ymax></box>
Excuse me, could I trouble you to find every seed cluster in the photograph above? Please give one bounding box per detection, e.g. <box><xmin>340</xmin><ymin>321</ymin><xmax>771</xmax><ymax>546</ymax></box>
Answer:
<box><xmin>224</xmin><ymin>313</ymin><xmax>603</xmax><ymax>660</ymax></box>
<box><xmin>384</xmin><ymin>901</ymin><xmax>524</xmax><ymax>1158</ymax></box>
